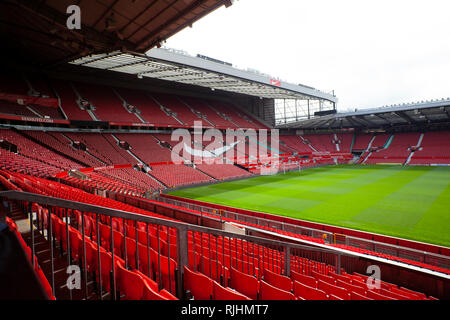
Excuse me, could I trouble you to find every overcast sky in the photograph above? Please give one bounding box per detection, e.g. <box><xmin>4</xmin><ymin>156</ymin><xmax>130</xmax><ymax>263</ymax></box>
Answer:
<box><xmin>164</xmin><ymin>0</ymin><xmax>450</xmax><ymax>111</ymax></box>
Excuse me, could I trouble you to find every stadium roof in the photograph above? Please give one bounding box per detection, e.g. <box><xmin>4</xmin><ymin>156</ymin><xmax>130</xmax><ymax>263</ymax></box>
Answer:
<box><xmin>0</xmin><ymin>0</ymin><xmax>232</xmax><ymax>64</ymax></box>
<box><xmin>69</xmin><ymin>47</ymin><xmax>338</xmax><ymax>102</ymax></box>
<box><xmin>277</xmin><ymin>98</ymin><xmax>450</xmax><ymax>130</ymax></box>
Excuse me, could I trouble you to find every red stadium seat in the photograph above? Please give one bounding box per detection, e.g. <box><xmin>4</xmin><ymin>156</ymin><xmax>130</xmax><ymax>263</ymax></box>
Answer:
<box><xmin>366</xmin><ymin>290</ymin><xmax>397</xmax><ymax>300</ymax></box>
<box><xmin>336</xmin><ymin>279</ymin><xmax>367</xmax><ymax>296</ymax></box>
<box><xmin>263</xmin><ymin>268</ymin><xmax>293</xmax><ymax>292</ymax></box>
<box><xmin>259</xmin><ymin>280</ymin><xmax>296</xmax><ymax>300</ymax></box>
<box><xmin>184</xmin><ymin>266</ymin><xmax>213</xmax><ymax>300</ymax></box>
<box><xmin>229</xmin><ymin>267</ymin><xmax>259</xmax><ymax>300</ymax></box>
<box><xmin>351</xmin><ymin>291</ymin><xmax>373</xmax><ymax>300</ymax></box>
<box><xmin>117</xmin><ymin>261</ymin><xmax>144</xmax><ymax>300</ymax></box>
<box><xmin>290</xmin><ymin>270</ymin><xmax>317</xmax><ymax>288</ymax></box>
<box><xmin>293</xmin><ymin>281</ymin><xmax>328</xmax><ymax>300</ymax></box>
<box><xmin>311</xmin><ymin>270</ymin><xmax>336</xmax><ymax>285</ymax></box>
<box><xmin>212</xmin><ymin>281</ymin><xmax>251</xmax><ymax>300</ymax></box>
<box><xmin>142</xmin><ymin>282</ymin><xmax>171</xmax><ymax>300</ymax></box>
<box><xmin>317</xmin><ymin>280</ymin><xmax>351</xmax><ymax>300</ymax></box>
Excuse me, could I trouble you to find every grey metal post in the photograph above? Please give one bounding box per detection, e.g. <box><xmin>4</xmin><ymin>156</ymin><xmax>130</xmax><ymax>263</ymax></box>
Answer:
<box><xmin>284</xmin><ymin>245</ymin><xmax>291</xmax><ymax>276</ymax></box>
<box><xmin>110</xmin><ymin>217</ymin><xmax>117</xmax><ymax>300</ymax></box>
<box><xmin>176</xmin><ymin>225</ymin><xmax>189</xmax><ymax>299</ymax></box>
<box><xmin>336</xmin><ymin>253</ymin><xmax>341</xmax><ymax>275</ymax></box>
<box><xmin>28</xmin><ymin>203</ymin><xmax>35</xmax><ymax>269</ymax></box>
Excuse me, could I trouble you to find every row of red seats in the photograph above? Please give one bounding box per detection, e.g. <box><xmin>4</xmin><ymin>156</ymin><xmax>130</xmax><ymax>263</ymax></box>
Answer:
<box><xmin>0</xmin><ymin>149</ymin><xmax>61</xmax><ymax>177</ymax></box>
<box><xmin>64</xmin><ymin>132</ymin><xmax>139</xmax><ymax>165</ymax></box>
<box><xmin>1</xmin><ymin>170</ymin><xmax>446</xmax><ymax>300</ymax></box>
<box><xmin>46</xmin><ymin>207</ymin><xmax>178</xmax><ymax>300</ymax></box>
<box><xmin>5</xmin><ymin>218</ymin><xmax>54</xmax><ymax>300</ymax></box>
<box><xmin>0</xmin><ymin>129</ymin><xmax>84</xmax><ymax>171</ymax></box>
<box><xmin>195</xmin><ymin>163</ymin><xmax>252</xmax><ymax>180</ymax></box>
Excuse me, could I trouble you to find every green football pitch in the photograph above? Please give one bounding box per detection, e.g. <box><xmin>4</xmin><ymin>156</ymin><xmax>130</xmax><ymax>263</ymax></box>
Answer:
<box><xmin>169</xmin><ymin>165</ymin><xmax>450</xmax><ymax>247</ymax></box>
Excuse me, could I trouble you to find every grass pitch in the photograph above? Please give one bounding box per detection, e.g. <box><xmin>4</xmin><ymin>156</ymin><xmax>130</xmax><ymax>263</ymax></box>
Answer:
<box><xmin>170</xmin><ymin>165</ymin><xmax>450</xmax><ymax>247</ymax></box>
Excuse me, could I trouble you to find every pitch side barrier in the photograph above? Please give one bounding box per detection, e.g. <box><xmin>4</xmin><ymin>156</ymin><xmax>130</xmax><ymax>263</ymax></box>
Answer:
<box><xmin>1</xmin><ymin>190</ymin><xmax>449</xmax><ymax>299</ymax></box>
<box><xmin>115</xmin><ymin>193</ymin><xmax>450</xmax><ymax>299</ymax></box>
<box><xmin>158</xmin><ymin>194</ymin><xmax>450</xmax><ymax>269</ymax></box>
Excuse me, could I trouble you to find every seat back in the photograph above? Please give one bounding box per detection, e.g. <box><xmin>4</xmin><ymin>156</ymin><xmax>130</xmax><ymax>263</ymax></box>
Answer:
<box><xmin>229</xmin><ymin>267</ymin><xmax>259</xmax><ymax>300</ymax></box>
<box><xmin>259</xmin><ymin>280</ymin><xmax>296</xmax><ymax>300</ymax></box>
<box><xmin>311</xmin><ymin>270</ymin><xmax>336</xmax><ymax>285</ymax></box>
<box><xmin>183</xmin><ymin>266</ymin><xmax>213</xmax><ymax>300</ymax></box>
<box><xmin>317</xmin><ymin>279</ymin><xmax>351</xmax><ymax>300</ymax></box>
<box><xmin>290</xmin><ymin>270</ymin><xmax>317</xmax><ymax>288</ymax></box>
<box><xmin>212</xmin><ymin>281</ymin><xmax>251</xmax><ymax>300</ymax></box>
<box><xmin>263</xmin><ymin>268</ymin><xmax>292</xmax><ymax>292</ymax></box>
<box><xmin>366</xmin><ymin>290</ymin><xmax>397</xmax><ymax>300</ymax></box>
<box><xmin>293</xmin><ymin>280</ymin><xmax>328</xmax><ymax>300</ymax></box>
<box><xmin>336</xmin><ymin>279</ymin><xmax>367</xmax><ymax>296</ymax></box>
<box><xmin>117</xmin><ymin>261</ymin><xmax>144</xmax><ymax>300</ymax></box>
<box><xmin>351</xmin><ymin>291</ymin><xmax>373</xmax><ymax>300</ymax></box>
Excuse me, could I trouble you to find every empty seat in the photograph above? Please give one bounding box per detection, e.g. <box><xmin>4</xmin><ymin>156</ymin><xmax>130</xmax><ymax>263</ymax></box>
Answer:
<box><xmin>351</xmin><ymin>291</ymin><xmax>373</xmax><ymax>300</ymax></box>
<box><xmin>184</xmin><ymin>266</ymin><xmax>213</xmax><ymax>300</ymax></box>
<box><xmin>290</xmin><ymin>270</ymin><xmax>317</xmax><ymax>288</ymax></box>
<box><xmin>336</xmin><ymin>279</ymin><xmax>367</xmax><ymax>296</ymax></box>
<box><xmin>293</xmin><ymin>280</ymin><xmax>328</xmax><ymax>300</ymax></box>
<box><xmin>392</xmin><ymin>287</ymin><xmax>427</xmax><ymax>300</ymax></box>
<box><xmin>259</xmin><ymin>280</ymin><xmax>296</xmax><ymax>300</ymax></box>
<box><xmin>317</xmin><ymin>279</ymin><xmax>351</xmax><ymax>300</ymax></box>
<box><xmin>117</xmin><ymin>261</ymin><xmax>144</xmax><ymax>300</ymax></box>
<box><xmin>229</xmin><ymin>267</ymin><xmax>259</xmax><ymax>300</ymax></box>
<box><xmin>311</xmin><ymin>270</ymin><xmax>336</xmax><ymax>285</ymax></box>
<box><xmin>263</xmin><ymin>268</ymin><xmax>292</xmax><ymax>292</ymax></box>
<box><xmin>212</xmin><ymin>281</ymin><xmax>251</xmax><ymax>300</ymax></box>
<box><xmin>366</xmin><ymin>290</ymin><xmax>397</xmax><ymax>300</ymax></box>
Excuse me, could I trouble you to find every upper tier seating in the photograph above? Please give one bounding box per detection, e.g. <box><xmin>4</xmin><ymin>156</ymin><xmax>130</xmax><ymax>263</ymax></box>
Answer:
<box><xmin>152</xmin><ymin>93</ymin><xmax>209</xmax><ymax>126</ymax></box>
<box><xmin>114</xmin><ymin>87</ymin><xmax>180</xmax><ymax>125</ymax></box>
<box><xmin>278</xmin><ymin>135</ymin><xmax>312</xmax><ymax>153</ymax></box>
<box><xmin>303</xmin><ymin>134</ymin><xmax>336</xmax><ymax>152</ymax></box>
<box><xmin>50</xmin><ymin>80</ymin><xmax>93</xmax><ymax>121</ymax></box>
<box><xmin>410</xmin><ymin>131</ymin><xmax>450</xmax><ymax>164</ymax></box>
<box><xmin>0</xmin><ymin>101</ymin><xmax>36</xmax><ymax>117</ymax></box>
<box><xmin>180</xmin><ymin>96</ymin><xmax>238</xmax><ymax>128</ymax></box>
<box><xmin>207</xmin><ymin>100</ymin><xmax>267</xmax><ymax>129</ymax></box>
<box><xmin>335</xmin><ymin>133</ymin><xmax>353</xmax><ymax>153</ymax></box>
<box><xmin>74</xmin><ymin>82</ymin><xmax>140</xmax><ymax>123</ymax></box>
<box><xmin>366</xmin><ymin>133</ymin><xmax>420</xmax><ymax>164</ymax></box>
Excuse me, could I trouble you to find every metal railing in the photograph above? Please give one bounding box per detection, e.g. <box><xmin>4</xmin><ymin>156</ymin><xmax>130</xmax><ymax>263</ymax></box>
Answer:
<box><xmin>157</xmin><ymin>196</ymin><xmax>450</xmax><ymax>271</ymax></box>
<box><xmin>0</xmin><ymin>190</ymin><xmax>353</xmax><ymax>300</ymax></box>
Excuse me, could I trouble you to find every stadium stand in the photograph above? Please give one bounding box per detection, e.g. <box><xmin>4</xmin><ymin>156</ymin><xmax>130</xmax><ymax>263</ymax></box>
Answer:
<box><xmin>1</xmin><ymin>0</ymin><xmax>449</xmax><ymax>303</ymax></box>
<box><xmin>410</xmin><ymin>131</ymin><xmax>450</xmax><ymax>165</ymax></box>
<box><xmin>365</xmin><ymin>132</ymin><xmax>420</xmax><ymax>164</ymax></box>
<box><xmin>1</xmin><ymin>169</ymin><xmax>445</xmax><ymax>300</ymax></box>
<box><xmin>74</xmin><ymin>82</ymin><xmax>141</xmax><ymax>123</ymax></box>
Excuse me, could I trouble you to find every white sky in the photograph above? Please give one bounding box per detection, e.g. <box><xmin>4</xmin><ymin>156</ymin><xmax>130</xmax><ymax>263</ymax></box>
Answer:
<box><xmin>164</xmin><ymin>0</ymin><xmax>450</xmax><ymax>111</ymax></box>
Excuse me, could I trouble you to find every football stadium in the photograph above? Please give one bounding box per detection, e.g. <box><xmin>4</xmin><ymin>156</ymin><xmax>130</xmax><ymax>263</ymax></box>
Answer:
<box><xmin>0</xmin><ymin>0</ymin><xmax>449</xmax><ymax>303</ymax></box>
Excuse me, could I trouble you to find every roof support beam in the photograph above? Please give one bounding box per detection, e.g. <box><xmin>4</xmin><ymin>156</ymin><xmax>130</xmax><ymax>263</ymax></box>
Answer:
<box><xmin>355</xmin><ymin>115</ymin><xmax>377</xmax><ymax>127</ymax></box>
<box><xmin>345</xmin><ymin>116</ymin><xmax>362</xmax><ymax>128</ymax></box>
<box><xmin>395</xmin><ymin>111</ymin><xmax>416</xmax><ymax>124</ymax></box>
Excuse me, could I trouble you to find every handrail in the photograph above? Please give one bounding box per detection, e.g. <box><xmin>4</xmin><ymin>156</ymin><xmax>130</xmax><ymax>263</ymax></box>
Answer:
<box><xmin>0</xmin><ymin>190</ymin><xmax>339</xmax><ymax>253</ymax></box>
<box><xmin>158</xmin><ymin>194</ymin><xmax>450</xmax><ymax>269</ymax></box>
<box><xmin>2</xmin><ymin>190</ymin><xmax>448</xmax><ymax>300</ymax></box>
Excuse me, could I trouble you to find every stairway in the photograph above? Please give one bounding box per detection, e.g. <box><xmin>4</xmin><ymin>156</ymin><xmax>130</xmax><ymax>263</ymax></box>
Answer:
<box><xmin>7</xmin><ymin>201</ymin><xmax>102</xmax><ymax>300</ymax></box>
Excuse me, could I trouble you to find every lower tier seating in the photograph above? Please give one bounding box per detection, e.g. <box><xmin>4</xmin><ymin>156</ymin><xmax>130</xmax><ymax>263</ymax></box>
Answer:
<box><xmin>0</xmin><ymin>170</ymin><xmax>440</xmax><ymax>300</ymax></box>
